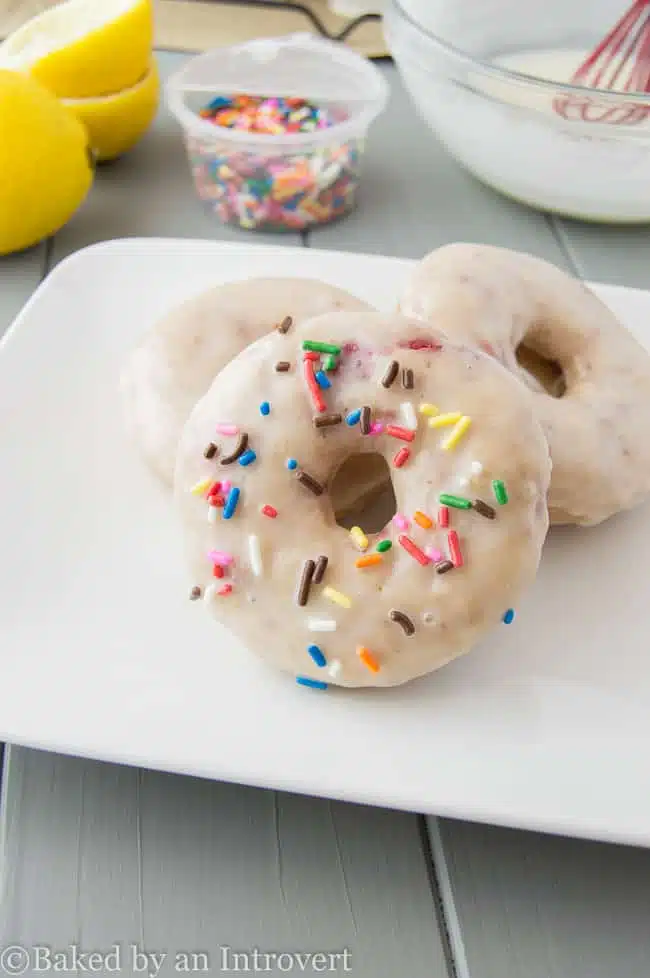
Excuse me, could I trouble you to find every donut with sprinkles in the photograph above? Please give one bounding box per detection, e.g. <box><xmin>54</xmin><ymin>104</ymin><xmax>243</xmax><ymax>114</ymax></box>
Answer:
<box><xmin>120</xmin><ymin>277</ymin><xmax>373</xmax><ymax>486</ymax></box>
<box><xmin>175</xmin><ymin>310</ymin><xmax>551</xmax><ymax>688</ymax></box>
<box><xmin>400</xmin><ymin>243</ymin><xmax>650</xmax><ymax>526</ymax></box>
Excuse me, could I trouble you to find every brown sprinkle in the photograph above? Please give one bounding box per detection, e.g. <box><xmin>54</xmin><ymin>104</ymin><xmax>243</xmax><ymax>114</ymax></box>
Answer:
<box><xmin>389</xmin><ymin>609</ymin><xmax>415</xmax><ymax>636</ymax></box>
<box><xmin>360</xmin><ymin>405</ymin><xmax>371</xmax><ymax>435</ymax></box>
<box><xmin>203</xmin><ymin>442</ymin><xmax>218</xmax><ymax>460</ymax></box>
<box><xmin>275</xmin><ymin>361</ymin><xmax>291</xmax><ymax>372</ymax></box>
<box><xmin>190</xmin><ymin>586</ymin><xmax>202</xmax><ymax>601</ymax></box>
<box><xmin>436</xmin><ymin>560</ymin><xmax>454</xmax><ymax>575</ymax></box>
<box><xmin>473</xmin><ymin>498</ymin><xmax>496</xmax><ymax>520</ymax></box>
<box><xmin>276</xmin><ymin>315</ymin><xmax>293</xmax><ymax>334</ymax></box>
<box><xmin>313</xmin><ymin>555</ymin><xmax>328</xmax><ymax>584</ymax></box>
<box><xmin>296</xmin><ymin>469</ymin><xmax>325</xmax><ymax>496</ymax></box>
<box><xmin>313</xmin><ymin>413</ymin><xmax>342</xmax><ymax>429</ymax></box>
<box><xmin>297</xmin><ymin>559</ymin><xmax>316</xmax><ymax>606</ymax></box>
<box><xmin>402</xmin><ymin>368</ymin><xmax>414</xmax><ymax>390</ymax></box>
<box><xmin>381</xmin><ymin>360</ymin><xmax>399</xmax><ymax>389</ymax></box>
<box><xmin>220</xmin><ymin>432</ymin><xmax>249</xmax><ymax>465</ymax></box>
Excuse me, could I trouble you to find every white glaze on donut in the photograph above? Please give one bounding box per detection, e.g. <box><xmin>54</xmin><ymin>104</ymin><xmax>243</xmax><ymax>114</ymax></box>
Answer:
<box><xmin>400</xmin><ymin>243</ymin><xmax>650</xmax><ymax>526</ymax></box>
<box><xmin>120</xmin><ymin>278</ymin><xmax>372</xmax><ymax>486</ymax></box>
<box><xmin>174</xmin><ymin>311</ymin><xmax>551</xmax><ymax>689</ymax></box>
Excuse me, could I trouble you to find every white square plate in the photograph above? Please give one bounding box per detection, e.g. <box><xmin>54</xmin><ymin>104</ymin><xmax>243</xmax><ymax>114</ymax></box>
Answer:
<box><xmin>2</xmin><ymin>238</ymin><xmax>650</xmax><ymax>847</ymax></box>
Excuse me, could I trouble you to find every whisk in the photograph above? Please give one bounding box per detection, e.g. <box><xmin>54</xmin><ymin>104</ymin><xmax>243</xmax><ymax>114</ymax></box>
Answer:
<box><xmin>553</xmin><ymin>0</ymin><xmax>650</xmax><ymax>124</ymax></box>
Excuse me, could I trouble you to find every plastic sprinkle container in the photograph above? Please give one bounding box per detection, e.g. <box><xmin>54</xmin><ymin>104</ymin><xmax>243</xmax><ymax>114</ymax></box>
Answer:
<box><xmin>165</xmin><ymin>34</ymin><xmax>389</xmax><ymax>231</ymax></box>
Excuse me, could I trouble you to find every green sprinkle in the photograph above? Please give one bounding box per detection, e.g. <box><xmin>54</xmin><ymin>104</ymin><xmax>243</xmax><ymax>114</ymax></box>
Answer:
<box><xmin>492</xmin><ymin>480</ymin><xmax>509</xmax><ymax>505</ymax></box>
<box><xmin>439</xmin><ymin>493</ymin><xmax>472</xmax><ymax>510</ymax></box>
<box><xmin>376</xmin><ymin>539</ymin><xmax>392</xmax><ymax>553</ymax></box>
<box><xmin>302</xmin><ymin>340</ymin><xmax>342</xmax><ymax>355</ymax></box>
<box><xmin>324</xmin><ymin>353</ymin><xmax>338</xmax><ymax>371</ymax></box>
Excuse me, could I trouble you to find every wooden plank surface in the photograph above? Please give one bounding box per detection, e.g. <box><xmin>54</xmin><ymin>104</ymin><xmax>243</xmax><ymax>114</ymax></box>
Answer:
<box><xmin>0</xmin><ymin>245</ymin><xmax>46</xmax><ymax>339</ymax></box>
<box><xmin>553</xmin><ymin>219</ymin><xmax>650</xmax><ymax>289</ymax></box>
<box><xmin>429</xmin><ymin>817</ymin><xmax>650</xmax><ymax>978</ymax></box>
<box><xmin>0</xmin><ymin>747</ymin><xmax>451</xmax><ymax>978</ymax></box>
<box><xmin>48</xmin><ymin>52</ymin><xmax>302</xmax><ymax>269</ymax></box>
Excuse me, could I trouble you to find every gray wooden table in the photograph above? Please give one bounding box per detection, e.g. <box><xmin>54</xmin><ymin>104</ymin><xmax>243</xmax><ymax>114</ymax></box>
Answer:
<box><xmin>2</xmin><ymin>52</ymin><xmax>650</xmax><ymax>978</ymax></box>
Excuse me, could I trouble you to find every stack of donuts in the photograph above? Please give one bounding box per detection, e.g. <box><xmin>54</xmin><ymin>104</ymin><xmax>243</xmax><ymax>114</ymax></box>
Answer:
<box><xmin>121</xmin><ymin>244</ymin><xmax>650</xmax><ymax>689</ymax></box>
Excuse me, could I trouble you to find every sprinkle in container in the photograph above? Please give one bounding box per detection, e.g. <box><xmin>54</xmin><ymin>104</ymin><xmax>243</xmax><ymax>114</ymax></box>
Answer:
<box><xmin>165</xmin><ymin>34</ymin><xmax>389</xmax><ymax>231</ymax></box>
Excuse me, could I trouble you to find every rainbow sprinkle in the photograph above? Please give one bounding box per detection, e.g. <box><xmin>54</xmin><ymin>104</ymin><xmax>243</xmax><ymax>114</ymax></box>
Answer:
<box><xmin>419</xmin><ymin>403</ymin><xmax>439</xmax><ymax>417</ymax></box>
<box><xmin>296</xmin><ymin>676</ymin><xmax>328</xmax><ymax>690</ymax></box>
<box><xmin>439</xmin><ymin>493</ymin><xmax>472</xmax><ymax>510</ymax></box>
<box><xmin>357</xmin><ymin>646</ymin><xmax>380</xmax><ymax>673</ymax></box>
<box><xmin>315</xmin><ymin>370</ymin><xmax>331</xmax><ymax>390</ymax></box>
<box><xmin>238</xmin><ymin>449</ymin><xmax>257</xmax><ymax>466</ymax></box>
<box><xmin>307</xmin><ymin>644</ymin><xmax>327</xmax><ymax>667</ymax></box>
<box><xmin>286</xmin><ymin>458</ymin><xmax>298</xmax><ymax>470</ymax></box>
<box><xmin>349</xmin><ymin>526</ymin><xmax>369</xmax><ymax>551</ymax></box>
<box><xmin>441</xmin><ymin>415</ymin><xmax>471</xmax><ymax>451</ymax></box>
<box><xmin>346</xmin><ymin>409</ymin><xmax>361</xmax><ymax>426</ymax></box>
<box><xmin>413</xmin><ymin>511</ymin><xmax>433</xmax><ymax>529</ymax></box>
<box><xmin>376</xmin><ymin>539</ymin><xmax>392</xmax><ymax>553</ymax></box>
<box><xmin>223</xmin><ymin>486</ymin><xmax>240</xmax><ymax>520</ymax></box>
<box><xmin>259</xmin><ymin>401</ymin><xmax>271</xmax><ymax>416</ymax></box>
<box><xmin>493</xmin><ymin>480</ymin><xmax>509</xmax><ymax>505</ymax></box>
<box><xmin>393</xmin><ymin>513</ymin><xmax>410</xmax><ymax>530</ymax></box>
<box><xmin>191</xmin><ymin>478</ymin><xmax>212</xmax><ymax>496</ymax></box>
<box><xmin>323</xmin><ymin>586</ymin><xmax>352</xmax><ymax>609</ymax></box>
<box><xmin>503</xmin><ymin>608</ymin><xmax>515</xmax><ymax>624</ymax></box>
<box><xmin>302</xmin><ymin>340</ymin><xmax>342</xmax><ymax>355</ymax></box>
<box><xmin>428</xmin><ymin>412</ymin><xmax>461</xmax><ymax>429</ymax></box>
<box><xmin>215</xmin><ymin>423</ymin><xmax>239</xmax><ymax>436</ymax></box>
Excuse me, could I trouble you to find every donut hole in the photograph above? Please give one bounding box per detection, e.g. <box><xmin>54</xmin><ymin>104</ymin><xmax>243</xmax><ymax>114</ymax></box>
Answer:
<box><xmin>330</xmin><ymin>452</ymin><xmax>396</xmax><ymax>534</ymax></box>
<box><xmin>515</xmin><ymin>342</ymin><xmax>566</xmax><ymax>397</ymax></box>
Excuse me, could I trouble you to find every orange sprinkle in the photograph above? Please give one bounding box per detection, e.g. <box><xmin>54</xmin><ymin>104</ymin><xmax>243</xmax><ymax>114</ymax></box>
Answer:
<box><xmin>355</xmin><ymin>554</ymin><xmax>383</xmax><ymax>569</ymax></box>
<box><xmin>413</xmin><ymin>511</ymin><xmax>433</xmax><ymax>529</ymax></box>
<box><xmin>357</xmin><ymin>646</ymin><xmax>380</xmax><ymax>673</ymax></box>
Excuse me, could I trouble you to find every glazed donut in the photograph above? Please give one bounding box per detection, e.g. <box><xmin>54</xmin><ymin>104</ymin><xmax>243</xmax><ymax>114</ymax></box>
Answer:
<box><xmin>174</xmin><ymin>310</ymin><xmax>551</xmax><ymax>689</ymax></box>
<box><xmin>120</xmin><ymin>278</ymin><xmax>372</xmax><ymax>486</ymax></box>
<box><xmin>399</xmin><ymin>243</ymin><xmax>650</xmax><ymax>526</ymax></box>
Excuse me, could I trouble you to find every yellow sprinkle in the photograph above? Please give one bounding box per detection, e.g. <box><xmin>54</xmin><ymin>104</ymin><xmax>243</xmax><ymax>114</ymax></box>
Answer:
<box><xmin>413</xmin><ymin>510</ymin><xmax>433</xmax><ymax>529</ymax></box>
<box><xmin>190</xmin><ymin>477</ymin><xmax>212</xmax><ymax>495</ymax></box>
<box><xmin>323</xmin><ymin>586</ymin><xmax>352</xmax><ymax>609</ymax></box>
<box><xmin>419</xmin><ymin>403</ymin><xmax>440</xmax><ymax>417</ymax></box>
<box><xmin>428</xmin><ymin>412</ymin><xmax>462</xmax><ymax>428</ymax></box>
<box><xmin>442</xmin><ymin>415</ymin><xmax>472</xmax><ymax>451</ymax></box>
<box><xmin>349</xmin><ymin>526</ymin><xmax>369</xmax><ymax>552</ymax></box>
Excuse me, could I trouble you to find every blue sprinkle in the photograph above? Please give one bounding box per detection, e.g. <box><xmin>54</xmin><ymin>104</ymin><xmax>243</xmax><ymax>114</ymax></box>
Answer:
<box><xmin>502</xmin><ymin>608</ymin><xmax>515</xmax><ymax>624</ymax></box>
<box><xmin>296</xmin><ymin>676</ymin><xmax>328</xmax><ymax>690</ymax></box>
<box><xmin>238</xmin><ymin>449</ymin><xmax>257</xmax><ymax>467</ymax></box>
<box><xmin>346</xmin><ymin>409</ymin><xmax>361</xmax><ymax>426</ymax></box>
<box><xmin>260</xmin><ymin>401</ymin><xmax>271</xmax><ymax>416</ymax></box>
<box><xmin>315</xmin><ymin>370</ymin><xmax>331</xmax><ymax>390</ymax></box>
<box><xmin>287</xmin><ymin>458</ymin><xmax>298</xmax><ymax>470</ymax></box>
<box><xmin>307</xmin><ymin>644</ymin><xmax>327</xmax><ymax>668</ymax></box>
<box><xmin>223</xmin><ymin>486</ymin><xmax>240</xmax><ymax>520</ymax></box>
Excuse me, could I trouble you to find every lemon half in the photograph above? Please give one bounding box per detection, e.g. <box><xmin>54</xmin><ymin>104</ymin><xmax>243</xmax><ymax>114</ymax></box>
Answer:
<box><xmin>64</xmin><ymin>60</ymin><xmax>159</xmax><ymax>162</ymax></box>
<box><xmin>0</xmin><ymin>0</ymin><xmax>153</xmax><ymax>99</ymax></box>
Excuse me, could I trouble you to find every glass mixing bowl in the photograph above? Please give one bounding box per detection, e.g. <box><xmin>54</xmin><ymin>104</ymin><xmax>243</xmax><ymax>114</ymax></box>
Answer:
<box><xmin>383</xmin><ymin>0</ymin><xmax>650</xmax><ymax>222</ymax></box>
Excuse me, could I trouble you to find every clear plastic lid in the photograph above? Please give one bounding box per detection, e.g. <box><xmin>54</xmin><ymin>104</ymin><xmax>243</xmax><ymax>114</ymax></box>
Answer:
<box><xmin>165</xmin><ymin>33</ymin><xmax>389</xmax><ymax>146</ymax></box>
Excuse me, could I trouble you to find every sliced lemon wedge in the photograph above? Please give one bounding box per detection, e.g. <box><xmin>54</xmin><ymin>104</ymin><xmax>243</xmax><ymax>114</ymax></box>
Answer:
<box><xmin>63</xmin><ymin>60</ymin><xmax>160</xmax><ymax>162</ymax></box>
<box><xmin>0</xmin><ymin>0</ymin><xmax>153</xmax><ymax>99</ymax></box>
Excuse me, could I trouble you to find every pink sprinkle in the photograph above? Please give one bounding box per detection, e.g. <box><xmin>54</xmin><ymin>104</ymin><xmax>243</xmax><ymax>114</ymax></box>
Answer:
<box><xmin>343</xmin><ymin>342</ymin><xmax>359</xmax><ymax>354</ymax></box>
<box><xmin>221</xmin><ymin>480</ymin><xmax>232</xmax><ymax>493</ymax></box>
<box><xmin>215</xmin><ymin>424</ymin><xmax>239</xmax><ymax>436</ymax></box>
<box><xmin>208</xmin><ymin>550</ymin><xmax>234</xmax><ymax>567</ymax></box>
<box><xmin>218</xmin><ymin>584</ymin><xmax>233</xmax><ymax>596</ymax></box>
<box><xmin>393</xmin><ymin>513</ymin><xmax>410</xmax><ymax>531</ymax></box>
<box><xmin>370</xmin><ymin>422</ymin><xmax>384</xmax><ymax>435</ymax></box>
<box><xmin>425</xmin><ymin>547</ymin><xmax>443</xmax><ymax>563</ymax></box>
